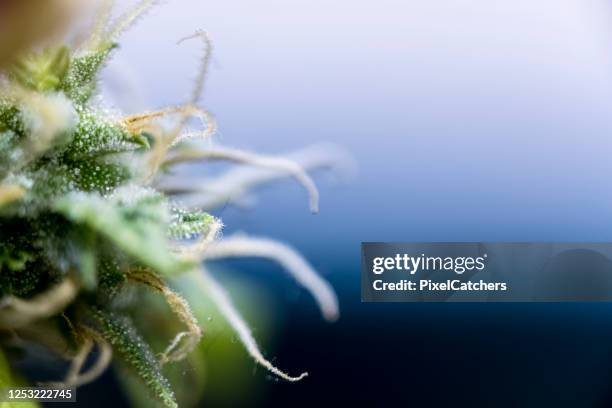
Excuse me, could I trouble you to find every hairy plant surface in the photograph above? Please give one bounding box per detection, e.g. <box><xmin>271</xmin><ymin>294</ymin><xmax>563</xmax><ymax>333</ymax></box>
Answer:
<box><xmin>0</xmin><ymin>1</ymin><xmax>342</xmax><ymax>407</ymax></box>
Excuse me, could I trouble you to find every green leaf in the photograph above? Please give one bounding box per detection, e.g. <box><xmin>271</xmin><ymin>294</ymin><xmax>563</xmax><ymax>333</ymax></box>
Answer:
<box><xmin>130</xmin><ymin>132</ymin><xmax>151</xmax><ymax>149</ymax></box>
<box><xmin>64</xmin><ymin>108</ymin><xmax>140</xmax><ymax>158</ymax></box>
<box><xmin>169</xmin><ymin>208</ymin><xmax>214</xmax><ymax>240</ymax></box>
<box><xmin>0</xmin><ymin>102</ymin><xmax>24</xmax><ymax>138</ymax></box>
<box><xmin>60</xmin><ymin>44</ymin><xmax>116</xmax><ymax>104</ymax></box>
<box><xmin>92</xmin><ymin>309</ymin><xmax>177</xmax><ymax>408</ymax></box>
<box><xmin>48</xmin><ymin>47</ymin><xmax>71</xmax><ymax>84</ymax></box>
<box><xmin>54</xmin><ymin>190</ymin><xmax>193</xmax><ymax>276</ymax></box>
<box><xmin>71</xmin><ymin>228</ymin><xmax>98</xmax><ymax>290</ymax></box>
<box><xmin>9</xmin><ymin>47</ymin><xmax>71</xmax><ymax>92</ymax></box>
<box><xmin>68</xmin><ymin>158</ymin><xmax>131</xmax><ymax>193</ymax></box>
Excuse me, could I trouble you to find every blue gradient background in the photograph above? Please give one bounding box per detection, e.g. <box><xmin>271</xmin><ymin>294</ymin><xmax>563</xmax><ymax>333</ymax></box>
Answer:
<box><xmin>99</xmin><ymin>1</ymin><xmax>612</xmax><ymax>406</ymax></box>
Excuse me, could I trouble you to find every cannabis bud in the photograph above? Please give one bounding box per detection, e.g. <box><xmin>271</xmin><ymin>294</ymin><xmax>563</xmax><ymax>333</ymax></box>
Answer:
<box><xmin>0</xmin><ymin>1</ymin><xmax>341</xmax><ymax>407</ymax></box>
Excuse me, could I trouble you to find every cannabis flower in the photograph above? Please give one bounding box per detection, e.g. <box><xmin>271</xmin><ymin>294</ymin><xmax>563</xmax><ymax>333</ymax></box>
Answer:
<box><xmin>0</xmin><ymin>1</ymin><xmax>341</xmax><ymax>406</ymax></box>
